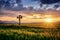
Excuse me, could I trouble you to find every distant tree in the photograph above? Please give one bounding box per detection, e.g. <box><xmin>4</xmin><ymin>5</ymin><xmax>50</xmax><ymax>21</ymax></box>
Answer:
<box><xmin>17</xmin><ymin>15</ymin><xmax>23</xmax><ymax>25</ymax></box>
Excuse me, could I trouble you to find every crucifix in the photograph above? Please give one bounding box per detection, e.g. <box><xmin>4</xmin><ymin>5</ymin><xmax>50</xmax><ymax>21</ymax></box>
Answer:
<box><xmin>17</xmin><ymin>15</ymin><xmax>22</xmax><ymax>25</ymax></box>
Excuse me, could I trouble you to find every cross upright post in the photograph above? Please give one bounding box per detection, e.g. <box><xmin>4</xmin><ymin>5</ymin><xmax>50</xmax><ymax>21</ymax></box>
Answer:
<box><xmin>17</xmin><ymin>15</ymin><xmax>22</xmax><ymax>25</ymax></box>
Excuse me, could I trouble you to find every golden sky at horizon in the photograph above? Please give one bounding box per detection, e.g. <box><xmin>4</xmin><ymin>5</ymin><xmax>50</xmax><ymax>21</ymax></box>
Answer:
<box><xmin>0</xmin><ymin>9</ymin><xmax>60</xmax><ymax>23</ymax></box>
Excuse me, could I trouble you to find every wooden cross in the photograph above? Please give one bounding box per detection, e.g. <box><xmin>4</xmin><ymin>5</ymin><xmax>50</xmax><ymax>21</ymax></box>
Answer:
<box><xmin>17</xmin><ymin>15</ymin><xmax>22</xmax><ymax>25</ymax></box>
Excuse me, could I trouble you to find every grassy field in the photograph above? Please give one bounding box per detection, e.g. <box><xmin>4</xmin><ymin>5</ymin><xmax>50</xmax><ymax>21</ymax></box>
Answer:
<box><xmin>0</xmin><ymin>24</ymin><xmax>60</xmax><ymax>40</ymax></box>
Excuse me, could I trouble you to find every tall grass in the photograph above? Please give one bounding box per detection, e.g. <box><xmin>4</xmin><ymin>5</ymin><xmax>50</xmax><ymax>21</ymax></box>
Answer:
<box><xmin>0</xmin><ymin>24</ymin><xmax>60</xmax><ymax>40</ymax></box>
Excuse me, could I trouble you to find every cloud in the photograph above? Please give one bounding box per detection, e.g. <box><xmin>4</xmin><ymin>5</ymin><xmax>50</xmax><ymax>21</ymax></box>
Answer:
<box><xmin>54</xmin><ymin>5</ymin><xmax>60</xmax><ymax>8</ymax></box>
<box><xmin>30</xmin><ymin>0</ymin><xmax>60</xmax><ymax>10</ymax></box>
<box><xmin>0</xmin><ymin>9</ymin><xmax>60</xmax><ymax>23</ymax></box>
<box><xmin>31</xmin><ymin>0</ymin><xmax>60</xmax><ymax>4</ymax></box>
<box><xmin>0</xmin><ymin>0</ymin><xmax>60</xmax><ymax>11</ymax></box>
<box><xmin>0</xmin><ymin>0</ymin><xmax>24</xmax><ymax>11</ymax></box>
<box><xmin>0</xmin><ymin>9</ymin><xmax>34</xmax><ymax>17</ymax></box>
<box><xmin>0</xmin><ymin>9</ymin><xmax>21</xmax><ymax>17</ymax></box>
<box><xmin>0</xmin><ymin>10</ymin><xmax>13</xmax><ymax>17</ymax></box>
<box><xmin>40</xmin><ymin>0</ymin><xmax>60</xmax><ymax>4</ymax></box>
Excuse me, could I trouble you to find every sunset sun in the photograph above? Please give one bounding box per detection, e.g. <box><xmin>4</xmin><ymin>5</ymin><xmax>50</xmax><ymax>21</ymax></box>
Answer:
<box><xmin>44</xmin><ymin>18</ymin><xmax>53</xmax><ymax>23</ymax></box>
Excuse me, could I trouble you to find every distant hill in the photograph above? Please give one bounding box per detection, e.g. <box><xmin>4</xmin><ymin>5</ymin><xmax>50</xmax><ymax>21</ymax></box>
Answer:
<box><xmin>0</xmin><ymin>20</ymin><xmax>17</xmax><ymax>24</ymax></box>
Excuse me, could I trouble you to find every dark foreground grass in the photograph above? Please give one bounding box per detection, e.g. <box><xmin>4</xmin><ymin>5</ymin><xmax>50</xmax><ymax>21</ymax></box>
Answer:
<box><xmin>0</xmin><ymin>32</ymin><xmax>60</xmax><ymax>40</ymax></box>
<box><xmin>0</xmin><ymin>24</ymin><xmax>60</xmax><ymax>40</ymax></box>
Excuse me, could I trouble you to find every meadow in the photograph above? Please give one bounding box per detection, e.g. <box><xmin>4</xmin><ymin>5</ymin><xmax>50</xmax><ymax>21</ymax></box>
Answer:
<box><xmin>0</xmin><ymin>23</ymin><xmax>60</xmax><ymax>40</ymax></box>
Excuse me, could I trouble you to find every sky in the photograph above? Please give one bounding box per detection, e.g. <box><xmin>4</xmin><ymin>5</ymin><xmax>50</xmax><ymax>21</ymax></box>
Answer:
<box><xmin>21</xmin><ymin>0</ymin><xmax>60</xmax><ymax>10</ymax></box>
<box><xmin>0</xmin><ymin>0</ymin><xmax>60</xmax><ymax>23</ymax></box>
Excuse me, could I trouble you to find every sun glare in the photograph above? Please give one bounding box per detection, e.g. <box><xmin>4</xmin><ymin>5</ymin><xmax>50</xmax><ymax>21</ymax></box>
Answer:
<box><xmin>44</xmin><ymin>18</ymin><xmax>53</xmax><ymax>23</ymax></box>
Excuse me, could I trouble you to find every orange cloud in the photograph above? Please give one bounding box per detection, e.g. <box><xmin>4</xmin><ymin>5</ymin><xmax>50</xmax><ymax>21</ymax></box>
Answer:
<box><xmin>0</xmin><ymin>9</ymin><xmax>60</xmax><ymax>23</ymax></box>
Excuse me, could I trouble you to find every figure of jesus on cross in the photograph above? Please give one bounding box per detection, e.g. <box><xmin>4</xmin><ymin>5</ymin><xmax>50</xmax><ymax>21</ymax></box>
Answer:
<box><xmin>17</xmin><ymin>15</ymin><xmax>22</xmax><ymax>25</ymax></box>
